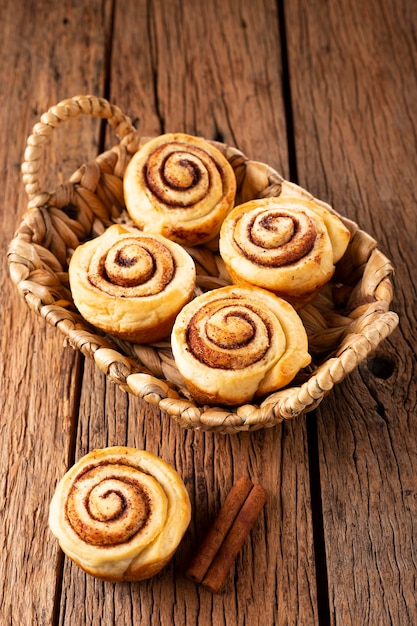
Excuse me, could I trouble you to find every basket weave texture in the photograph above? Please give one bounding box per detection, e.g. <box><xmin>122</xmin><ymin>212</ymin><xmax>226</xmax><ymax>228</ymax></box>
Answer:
<box><xmin>8</xmin><ymin>95</ymin><xmax>399</xmax><ymax>433</ymax></box>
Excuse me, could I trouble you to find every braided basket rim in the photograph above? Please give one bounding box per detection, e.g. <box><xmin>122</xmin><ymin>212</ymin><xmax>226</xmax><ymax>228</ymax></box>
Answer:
<box><xmin>7</xmin><ymin>95</ymin><xmax>399</xmax><ymax>433</ymax></box>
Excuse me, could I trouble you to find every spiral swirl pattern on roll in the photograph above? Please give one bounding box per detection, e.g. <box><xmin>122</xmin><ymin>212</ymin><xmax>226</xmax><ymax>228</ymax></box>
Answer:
<box><xmin>145</xmin><ymin>142</ymin><xmax>215</xmax><ymax>207</ymax></box>
<box><xmin>66</xmin><ymin>463</ymin><xmax>154</xmax><ymax>546</ymax></box>
<box><xmin>88</xmin><ymin>235</ymin><xmax>175</xmax><ymax>298</ymax></box>
<box><xmin>187</xmin><ymin>298</ymin><xmax>276</xmax><ymax>370</ymax></box>
<box><xmin>123</xmin><ymin>133</ymin><xmax>236</xmax><ymax>246</ymax></box>
<box><xmin>49</xmin><ymin>447</ymin><xmax>191</xmax><ymax>582</ymax></box>
<box><xmin>68</xmin><ymin>224</ymin><xmax>196</xmax><ymax>343</ymax></box>
<box><xmin>232</xmin><ymin>206</ymin><xmax>317</xmax><ymax>267</ymax></box>
<box><xmin>171</xmin><ymin>285</ymin><xmax>311</xmax><ymax>406</ymax></box>
<box><xmin>219</xmin><ymin>197</ymin><xmax>351</xmax><ymax>308</ymax></box>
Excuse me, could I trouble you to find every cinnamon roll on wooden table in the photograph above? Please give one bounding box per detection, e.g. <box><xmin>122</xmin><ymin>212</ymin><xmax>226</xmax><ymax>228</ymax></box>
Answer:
<box><xmin>48</xmin><ymin>447</ymin><xmax>191</xmax><ymax>582</ymax></box>
<box><xmin>68</xmin><ymin>224</ymin><xmax>196</xmax><ymax>343</ymax></box>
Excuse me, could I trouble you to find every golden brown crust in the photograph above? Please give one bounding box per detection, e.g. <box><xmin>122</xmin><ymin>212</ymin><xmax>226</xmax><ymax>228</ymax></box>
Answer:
<box><xmin>123</xmin><ymin>133</ymin><xmax>237</xmax><ymax>246</ymax></box>
<box><xmin>48</xmin><ymin>447</ymin><xmax>191</xmax><ymax>582</ymax></box>
<box><xmin>171</xmin><ymin>285</ymin><xmax>311</xmax><ymax>406</ymax></box>
<box><xmin>219</xmin><ymin>196</ymin><xmax>351</xmax><ymax>308</ymax></box>
<box><xmin>68</xmin><ymin>224</ymin><xmax>196</xmax><ymax>343</ymax></box>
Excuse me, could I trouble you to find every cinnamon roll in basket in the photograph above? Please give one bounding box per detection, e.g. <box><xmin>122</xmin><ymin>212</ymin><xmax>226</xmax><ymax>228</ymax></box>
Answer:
<box><xmin>68</xmin><ymin>224</ymin><xmax>196</xmax><ymax>343</ymax></box>
<box><xmin>219</xmin><ymin>196</ymin><xmax>351</xmax><ymax>309</ymax></box>
<box><xmin>8</xmin><ymin>95</ymin><xmax>399</xmax><ymax>433</ymax></box>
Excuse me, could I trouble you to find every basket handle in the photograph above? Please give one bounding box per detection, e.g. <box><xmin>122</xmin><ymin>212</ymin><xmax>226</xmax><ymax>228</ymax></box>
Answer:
<box><xmin>21</xmin><ymin>94</ymin><xmax>138</xmax><ymax>207</ymax></box>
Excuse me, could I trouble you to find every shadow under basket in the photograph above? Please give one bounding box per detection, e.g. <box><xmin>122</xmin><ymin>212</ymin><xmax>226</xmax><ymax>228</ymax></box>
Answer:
<box><xmin>8</xmin><ymin>95</ymin><xmax>399</xmax><ymax>433</ymax></box>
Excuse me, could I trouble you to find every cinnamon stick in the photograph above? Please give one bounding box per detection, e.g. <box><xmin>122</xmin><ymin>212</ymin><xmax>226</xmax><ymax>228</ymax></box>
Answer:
<box><xmin>185</xmin><ymin>476</ymin><xmax>254</xmax><ymax>583</ymax></box>
<box><xmin>201</xmin><ymin>484</ymin><xmax>268</xmax><ymax>593</ymax></box>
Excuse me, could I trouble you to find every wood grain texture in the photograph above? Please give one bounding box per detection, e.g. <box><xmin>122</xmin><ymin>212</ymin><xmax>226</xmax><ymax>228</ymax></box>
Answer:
<box><xmin>0</xmin><ymin>1</ymin><xmax>111</xmax><ymax>624</ymax></box>
<box><xmin>109</xmin><ymin>0</ymin><xmax>289</xmax><ymax>172</ymax></box>
<box><xmin>285</xmin><ymin>0</ymin><xmax>417</xmax><ymax>623</ymax></box>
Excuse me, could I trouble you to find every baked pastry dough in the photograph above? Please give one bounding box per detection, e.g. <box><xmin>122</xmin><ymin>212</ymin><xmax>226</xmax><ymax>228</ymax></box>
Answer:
<box><xmin>219</xmin><ymin>196</ymin><xmax>351</xmax><ymax>308</ymax></box>
<box><xmin>68</xmin><ymin>224</ymin><xmax>196</xmax><ymax>343</ymax></box>
<box><xmin>49</xmin><ymin>447</ymin><xmax>191</xmax><ymax>582</ymax></box>
<box><xmin>171</xmin><ymin>285</ymin><xmax>311</xmax><ymax>406</ymax></box>
<box><xmin>123</xmin><ymin>133</ymin><xmax>236</xmax><ymax>246</ymax></box>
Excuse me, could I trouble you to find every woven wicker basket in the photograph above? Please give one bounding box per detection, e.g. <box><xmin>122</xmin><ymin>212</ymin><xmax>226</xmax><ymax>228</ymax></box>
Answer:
<box><xmin>8</xmin><ymin>95</ymin><xmax>399</xmax><ymax>433</ymax></box>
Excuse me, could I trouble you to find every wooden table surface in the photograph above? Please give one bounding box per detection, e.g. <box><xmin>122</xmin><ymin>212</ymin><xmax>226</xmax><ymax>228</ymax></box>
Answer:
<box><xmin>1</xmin><ymin>1</ymin><xmax>416</xmax><ymax>624</ymax></box>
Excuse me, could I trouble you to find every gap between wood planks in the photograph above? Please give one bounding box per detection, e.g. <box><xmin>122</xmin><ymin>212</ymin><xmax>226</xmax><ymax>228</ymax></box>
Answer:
<box><xmin>277</xmin><ymin>0</ymin><xmax>331</xmax><ymax>623</ymax></box>
<box><xmin>307</xmin><ymin>413</ymin><xmax>331</xmax><ymax>626</ymax></box>
<box><xmin>52</xmin><ymin>351</ymin><xmax>84</xmax><ymax>625</ymax></box>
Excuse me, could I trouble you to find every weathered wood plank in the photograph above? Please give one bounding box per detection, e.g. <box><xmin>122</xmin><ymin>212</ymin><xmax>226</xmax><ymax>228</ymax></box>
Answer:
<box><xmin>0</xmin><ymin>1</ymin><xmax>112</xmax><ymax>624</ymax></box>
<box><xmin>55</xmin><ymin>1</ymin><xmax>319</xmax><ymax>625</ymax></box>
<box><xmin>60</xmin><ymin>363</ymin><xmax>318</xmax><ymax>626</ymax></box>
<box><xmin>285</xmin><ymin>0</ymin><xmax>417</xmax><ymax>623</ymax></box>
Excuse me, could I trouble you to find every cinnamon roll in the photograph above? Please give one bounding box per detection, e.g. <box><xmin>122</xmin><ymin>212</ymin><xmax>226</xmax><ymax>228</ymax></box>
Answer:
<box><xmin>68</xmin><ymin>224</ymin><xmax>196</xmax><ymax>343</ymax></box>
<box><xmin>123</xmin><ymin>133</ymin><xmax>236</xmax><ymax>246</ymax></box>
<box><xmin>171</xmin><ymin>285</ymin><xmax>311</xmax><ymax>406</ymax></box>
<box><xmin>48</xmin><ymin>447</ymin><xmax>191</xmax><ymax>582</ymax></box>
<box><xmin>219</xmin><ymin>197</ymin><xmax>351</xmax><ymax>308</ymax></box>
